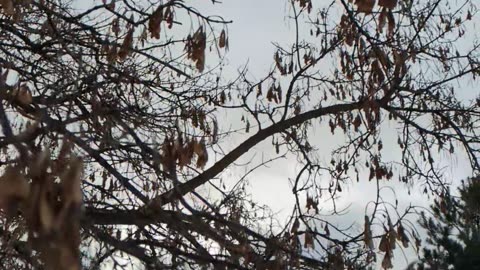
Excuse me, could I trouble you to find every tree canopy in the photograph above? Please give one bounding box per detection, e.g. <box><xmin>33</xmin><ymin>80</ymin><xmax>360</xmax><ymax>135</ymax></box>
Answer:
<box><xmin>0</xmin><ymin>0</ymin><xmax>479</xmax><ymax>269</ymax></box>
<box><xmin>412</xmin><ymin>176</ymin><xmax>480</xmax><ymax>269</ymax></box>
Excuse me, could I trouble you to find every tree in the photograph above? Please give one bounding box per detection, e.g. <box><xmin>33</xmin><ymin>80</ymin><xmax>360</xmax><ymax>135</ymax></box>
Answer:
<box><xmin>411</xmin><ymin>176</ymin><xmax>480</xmax><ymax>270</ymax></box>
<box><xmin>0</xmin><ymin>0</ymin><xmax>479</xmax><ymax>269</ymax></box>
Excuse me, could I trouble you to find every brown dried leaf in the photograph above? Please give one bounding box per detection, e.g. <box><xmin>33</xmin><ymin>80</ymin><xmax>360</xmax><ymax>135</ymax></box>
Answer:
<box><xmin>378</xmin><ymin>8</ymin><xmax>387</xmax><ymax>33</ymax></box>
<box><xmin>31</xmin><ymin>149</ymin><xmax>51</xmax><ymax>179</ymax></box>
<box><xmin>294</xmin><ymin>104</ymin><xmax>301</xmax><ymax>115</ymax></box>
<box><xmin>160</xmin><ymin>138</ymin><xmax>175</xmax><ymax>172</ymax></box>
<box><xmin>356</xmin><ymin>0</ymin><xmax>375</xmax><ymax>14</ymax></box>
<box><xmin>148</xmin><ymin>6</ymin><xmax>163</xmax><ymax>39</ymax></box>
<box><xmin>378</xmin><ymin>0</ymin><xmax>397</xmax><ymax>9</ymax></box>
<box><xmin>304</xmin><ymin>230</ymin><xmax>314</xmax><ymax>249</ymax></box>
<box><xmin>381</xmin><ymin>253</ymin><xmax>393</xmax><ymax>269</ymax></box>
<box><xmin>256</xmin><ymin>83</ymin><xmax>262</xmax><ymax>97</ymax></box>
<box><xmin>1</xmin><ymin>0</ymin><xmax>15</xmax><ymax>15</ymax></box>
<box><xmin>387</xmin><ymin>10</ymin><xmax>395</xmax><ymax>37</ymax></box>
<box><xmin>345</xmin><ymin>30</ymin><xmax>355</xmax><ymax>47</ymax></box>
<box><xmin>388</xmin><ymin>222</ymin><xmax>397</xmax><ymax>250</ymax></box>
<box><xmin>118</xmin><ymin>28</ymin><xmax>134</xmax><ymax>60</ymax></box>
<box><xmin>186</xmin><ymin>26</ymin><xmax>207</xmax><ymax>72</ymax></box>
<box><xmin>178</xmin><ymin>142</ymin><xmax>193</xmax><ymax>169</ymax></box>
<box><xmin>329</xmin><ymin>119</ymin><xmax>335</xmax><ymax>134</ymax></box>
<box><xmin>0</xmin><ymin>167</ymin><xmax>29</xmax><ymax>212</ymax></box>
<box><xmin>164</xmin><ymin>6</ymin><xmax>174</xmax><ymax>29</ymax></box>
<box><xmin>58</xmin><ymin>140</ymin><xmax>72</xmax><ymax>162</ymax></box>
<box><xmin>106</xmin><ymin>0</ymin><xmax>115</xmax><ymax>11</ymax></box>
<box><xmin>211</xmin><ymin>119</ymin><xmax>219</xmax><ymax>144</ymax></box>
<box><xmin>111</xmin><ymin>18</ymin><xmax>120</xmax><ymax>37</ymax></box>
<box><xmin>291</xmin><ymin>218</ymin><xmax>300</xmax><ymax>234</ymax></box>
<box><xmin>39</xmin><ymin>189</ymin><xmax>55</xmax><ymax>232</ymax></box>
<box><xmin>353</xmin><ymin>114</ymin><xmax>362</xmax><ymax>132</ymax></box>
<box><xmin>276</xmin><ymin>85</ymin><xmax>283</xmax><ymax>103</ymax></box>
<box><xmin>396</xmin><ymin>222</ymin><xmax>410</xmax><ymax>248</ymax></box>
<box><xmin>106</xmin><ymin>45</ymin><xmax>118</xmax><ymax>63</ymax></box>
<box><xmin>373</xmin><ymin>46</ymin><xmax>391</xmax><ymax>70</ymax></box>
<box><xmin>60</xmin><ymin>157</ymin><xmax>83</xmax><ymax>205</ymax></box>
<box><xmin>16</xmin><ymin>84</ymin><xmax>33</xmax><ymax>106</ymax></box>
<box><xmin>275</xmin><ymin>52</ymin><xmax>286</xmax><ymax>75</ymax></box>
<box><xmin>378</xmin><ymin>234</ymin><xmax>389</xmax><ymax>252</ymax></box>
<box><xmin>266</xmin><ymin>85</ymin><xmax>274</xmax><ymax>102</ymax></box>
<box><xmin>372</xmin><ymin>60</ymin><xmax>385</xmax><ymax>84</ymax></box>
<box><xmin>364</xmin><ymin>215</ymin><xmax>374</xmax><ymax>249</ymax></box>
<box><xmin>195</xmin><ymin>139</ymin><xmax>208</xmax><ymax>169</ymax></box>
<box><xmin>219</xmin><ymin>29</ymin><xmax>226</xmax><ymax>48</ymax></box>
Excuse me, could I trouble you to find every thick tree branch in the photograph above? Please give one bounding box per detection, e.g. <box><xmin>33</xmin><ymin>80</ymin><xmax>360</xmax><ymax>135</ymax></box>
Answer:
<box><xmin>149</xmin><ymin>101</ymin><xmax>364</xmax><ymax>208</ymax></box>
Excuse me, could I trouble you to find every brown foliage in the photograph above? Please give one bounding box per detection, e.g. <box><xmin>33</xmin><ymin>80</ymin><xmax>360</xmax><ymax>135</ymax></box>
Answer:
<box><xmin>0</xmin><ymin>150</ymin><xmax>82</xmax><ymax>270</ymax></box>
<box><xmin>0</xmin><ymin>0</ymin><xmax>479</xmax><ymax>269</ymax></box>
